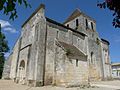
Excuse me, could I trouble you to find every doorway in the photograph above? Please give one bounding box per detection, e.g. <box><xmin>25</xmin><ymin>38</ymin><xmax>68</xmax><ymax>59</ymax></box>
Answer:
<box><xmin>19</xmin><ymin>60</ymin><xmax>25</xmax><ymax>84</ymax></box>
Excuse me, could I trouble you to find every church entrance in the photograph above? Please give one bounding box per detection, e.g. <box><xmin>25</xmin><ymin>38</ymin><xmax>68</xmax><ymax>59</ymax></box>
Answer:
<box><xmin>19</xmin><ymin>60</ymin><xmax>25</xmax><ymax>84</ymax></box>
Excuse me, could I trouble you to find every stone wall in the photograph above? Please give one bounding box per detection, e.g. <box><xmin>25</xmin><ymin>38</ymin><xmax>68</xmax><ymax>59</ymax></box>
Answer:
<box><xmin>65</xmin><ymin>14</ymin><xmax>96</xmax><ymax>34</ymax></box>
<box><xmin>2</xmin><ymin>54</ymin><xmax>12</xmax><ymax>79</ymax></box>
<box><xmin>65</xmin><ymin>58</ymin><xmax>88</xmax><ymax>86</ymax></box>
<box><xmin>26</xmin><ymin>7</ymin><xmax>47</xmax><ymax>86</ymax></box>
<box><xmin>53</xmin><ymin>42</ymin><xmax>88</xmax><ymax>87</ymax></box>
<box><xmin>101</xmin><ymin>40</ymin><xmax>112</xmax><ymax>80</ymax></box>
<box><xmin>16</xmin><ymin>46</ymin><xmax>30</xmax><ymax>83</ymax></box>
<box><xmin>64</xmin><ymin>10</ymin><xmax>104</xmax><ymax>81</ymax></box>
<box><xmin>14</xmin><ymin>4</ymin><xmax>46</xmax><ymax>86</ymax></box>
<box><xmin>88</xmin><ymin>37</ymin><xmax>103</xmax><ymax>81</ymax></box>
<box><xmin>44</xmin><ymin>25</ymin><xmax>57</xmax><ymax>85</ymax></box>
<box><xmin>45</xmin><ymin>20</ymin><xmax>88</xmax><ymax>86</ymax></box>
<box><xmin>10</xmin><ymin>39</ymin><xmax>20</xmax><ymax>80</ymax></box>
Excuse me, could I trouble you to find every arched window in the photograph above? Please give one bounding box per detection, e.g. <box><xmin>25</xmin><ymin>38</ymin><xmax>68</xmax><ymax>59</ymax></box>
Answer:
<box><xmin>67</xmin><ymin>24</ymin><xmax>69</xmax><ymax>27</ymax></box>
<box><xmin>20</xmin><ymin>60</ymin><xmax>25</xmax><ymax>68</ymax></box>
<box><xmin>91</xmin><ymin>22</ymin><xmax>94</xmax><ymax>30</ymax></box>
<box><xmin>76</xmin><ymin>59</ymin><xmax>79</xmax><ymax>67</ymax></box>
<box><xmin>86</xmin><ymin>19</ymin><xmax>88</xmax><ymax>29</ymax></box>
<box><xmin>19</xmin><ymin>60</ymin><xmax>25</xmax><ymax>84</ymax></box>
<box><xmin>76</xmin><ymin>19</ymin><xmax>79</xmax><ymax>27</ymax></box>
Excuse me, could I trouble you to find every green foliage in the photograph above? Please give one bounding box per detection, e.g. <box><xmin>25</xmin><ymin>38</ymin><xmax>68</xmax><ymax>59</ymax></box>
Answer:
<box><xmin>97</xmin><ymin>0</ymin><xmax>120</xmax><ymax>28</ymax></box>
<box><xmin>0</xmin><ymin>0</ymin><xmax>31</xmax><ymax>20</ymax></box>
<box><xmin>0</xmin><ymin>24</ymin><xmax>9</xmax><ymax>79</ymax></box>
<box><xmin>0</xmin><ymin>53</ymin><xmax>5</xmax><ymax>79</ymax></box>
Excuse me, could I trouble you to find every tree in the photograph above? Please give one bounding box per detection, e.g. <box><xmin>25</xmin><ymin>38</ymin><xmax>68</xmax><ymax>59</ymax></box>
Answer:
<box><xmin>0</xmin><ymin>24</ymin><xmax>9</xmax><ymax>79</ymax></box>
<box><xmin>0</xmin><ymin>0</ymin><xmax>31</xmax><ymax>20</ymax></box>
<box><xmin>0</xmin><ymin>0</ymin><xmax>30</xmax><ymax>78</ymax></box>
<box><xmin>97</xmin><ymin>0</ymin><xmax>120</xmax><ymax>28</ymax></box>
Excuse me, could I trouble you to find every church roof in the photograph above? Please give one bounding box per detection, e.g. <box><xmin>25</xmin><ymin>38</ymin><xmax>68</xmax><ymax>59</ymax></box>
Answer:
<box><xmin>63</xmin><ymin>8</ymin><xmax>96</xmax><ymax>24</ymax></box>
<box><xmin>46</xmin><ymin>17</ymin><xmax>86</xmax><ymax>37</ymax></box>
<box><xmin>22</xmin><ymin>4</ymin><xmax>45</xmax><ymax>27</ymax></box>
<box><xmin>56</xmin><ymin>40</ymin><xmax>87</xmax><ymax>60</ymax></box>
<box><xmin>63</xmin><ymin>9</ymin><xmax>81</xmax><ymax>24</ymax></box>
<box><xmin>21</xmin><ymin>4</ymin><xmax>87</xmax><ymax>37</ymax></box>
<box><xmin>101</xmin><ymin>38</ymin><xmax>110</xmax><ymax>45</ymax></box>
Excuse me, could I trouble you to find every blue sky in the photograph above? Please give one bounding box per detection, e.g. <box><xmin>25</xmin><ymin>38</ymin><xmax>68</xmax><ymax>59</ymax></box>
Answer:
<box><xmin>0</xmin><ymin>0</ymin><xmax>120</xmax><ymax>63</ymax></box>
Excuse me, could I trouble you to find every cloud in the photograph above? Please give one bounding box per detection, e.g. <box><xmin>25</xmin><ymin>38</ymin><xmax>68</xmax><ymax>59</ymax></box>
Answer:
<box><xmin>4</xmin><ymin>52</ymin><xmax>11</xmax><ymax>58</ymax></box>
<box><xmin>0</xmin><ymin>20</ymin><xmax>11</xmax><ymax>28</ymax></box>
<box><xmin>4</xmin><ymin>27</ymin><xmax>17</xmax><ymax>33</ymax></box>
<box><xmin>0</xmin><ymin>19</ymin><xmax>18</xmax><ymax>33</ymax></box>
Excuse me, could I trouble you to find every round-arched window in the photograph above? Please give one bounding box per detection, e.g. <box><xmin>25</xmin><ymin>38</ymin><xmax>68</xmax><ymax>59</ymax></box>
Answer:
<box><xmin>20</xmin><ymin>60</ymin><xmax>25</xmax><ymax>68</ymax></box>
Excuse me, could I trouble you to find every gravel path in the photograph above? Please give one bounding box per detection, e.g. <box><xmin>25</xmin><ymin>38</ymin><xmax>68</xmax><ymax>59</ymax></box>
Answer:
<box><xmin>0</xmin><ymin>80</ymin><xmax>118</xmax><ymax>90</ymax></box>
<box><xmin>91</xmin><ymin>80</ymin><xmax>120</xmax><ymax>90</ymax></box>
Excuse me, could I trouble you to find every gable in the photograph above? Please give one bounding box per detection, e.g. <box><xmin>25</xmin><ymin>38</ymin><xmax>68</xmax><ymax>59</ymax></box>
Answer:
<box><xmin>63</xmin><ymin>9</ymin><xmax>81</xmax><ymax>24</ymax></box>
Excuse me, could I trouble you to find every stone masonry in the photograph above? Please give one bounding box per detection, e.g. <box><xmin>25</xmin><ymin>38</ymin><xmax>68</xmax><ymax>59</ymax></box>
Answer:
<box><xmin>2</xmin><ymin>4</ymin><xmax>112</xmax><ymax>87</ymax></box>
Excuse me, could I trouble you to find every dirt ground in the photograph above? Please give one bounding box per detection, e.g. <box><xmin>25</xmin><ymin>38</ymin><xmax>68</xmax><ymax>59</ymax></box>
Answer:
<box><xmin>91</xmin><ymin>80</ymin><xmax>120</xmax><ymax>90</ymax></box>
<box><xmin>0</xmin><ymin>80</ymin><xmax>120</xmax><ymax>90</ymax></box>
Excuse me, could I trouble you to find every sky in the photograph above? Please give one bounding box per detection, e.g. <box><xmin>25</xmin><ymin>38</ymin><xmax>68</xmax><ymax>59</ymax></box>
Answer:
<box><xmin>0</xmin><ymin>0</ymin><xmax>120</xmax><ymax>63</ymax></box>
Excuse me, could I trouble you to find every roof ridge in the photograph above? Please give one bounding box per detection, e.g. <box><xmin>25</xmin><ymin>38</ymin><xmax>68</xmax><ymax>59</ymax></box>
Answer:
<box><xmin>63</xmin><ymin>8</ymin><xmax>81</xmax><ymax>24</ymax></box>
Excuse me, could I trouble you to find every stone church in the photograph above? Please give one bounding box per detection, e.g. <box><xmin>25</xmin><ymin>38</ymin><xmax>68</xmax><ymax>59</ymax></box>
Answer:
<box><xmin>2</xmin><ymin>4</ymin><xmax>112</xmax><ymax>87</ymax></box>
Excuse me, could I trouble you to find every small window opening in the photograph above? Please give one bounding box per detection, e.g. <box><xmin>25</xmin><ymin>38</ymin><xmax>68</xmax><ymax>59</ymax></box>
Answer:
<box><xmin>67</xmin><ymin>24</ymin><xmax>69</xmax><ymax>27</ymax></box>
<box><xmin>76</xmin><ymin>59</ymin><xmax>79</xmax><ymax>67</ymax></box>
<box><xmin>86</xmin><ymin>19</ymin><xmax>88</xmax><ymax>29</ymax></box>
<box><xmin>91</xmin><ymin>52</ymin><xmax>94</xmax><ymax>64</ymax></box>
<box><xmin>91</xmin><ymin>22</ymin><xmax>94</xmax><ymax>30</ymax></box>
<box><xmin>76</xmin><ymin>19</ymin><xmax>79</xmax><ymax>27</ymax></box>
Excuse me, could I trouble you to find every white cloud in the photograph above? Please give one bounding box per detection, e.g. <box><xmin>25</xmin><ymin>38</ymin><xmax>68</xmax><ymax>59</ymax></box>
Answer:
<box><xmin>4</xmin><ymin>52</ymin><xmax>10</xmax><ymax>58</ymax></box>
<box><xmin>4</xmin><ymin>27</ymin><xmax>18</xmax><ymax>33</ymax></box>
<box><xmin>0</xmin><ymin>19</ymin><xmax>18</xmax><ymax>33</ymax></box>
<box><xmin>0</xmin><ymin>20</ymin><xmax>11</xmax><ymax>28</ymax></box>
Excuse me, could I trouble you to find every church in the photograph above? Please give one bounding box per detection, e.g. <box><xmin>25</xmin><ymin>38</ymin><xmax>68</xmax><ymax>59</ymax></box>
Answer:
<box><xmin>2</xmin><ymin>4</ymin><xmax>112</xmax><ymax>87</ymax></box>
